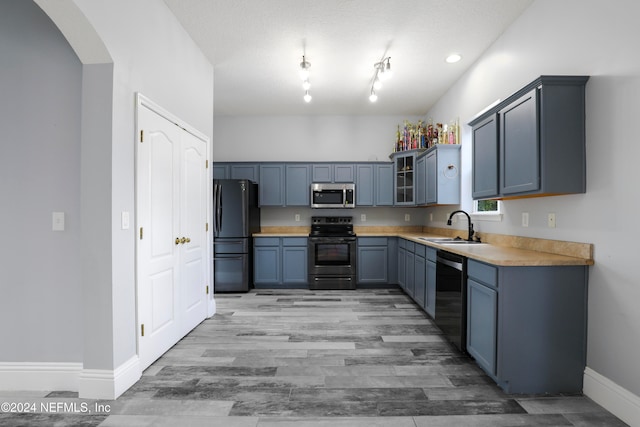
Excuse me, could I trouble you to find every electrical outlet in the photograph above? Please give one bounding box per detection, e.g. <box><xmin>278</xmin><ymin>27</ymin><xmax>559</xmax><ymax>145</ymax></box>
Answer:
<box><xmin>361</xmin><ymin>214</ymin><xmax>366</xmax><ymax>222</ymax></box>
<box><xmin>295</xmin><ymin>214</ymin><xmax>300</xmax><ymax>222</ymax></box>
<box><xmin>548</xmin><ymin>213</ymin><xmax>556</xmax><ymax>228</ymax></box>
<box><xmin>429</xmin><ymin>213</ymin><xmax>433</xmax><ymax>222</ymax></box>
<box><xmin>522</xmin><ymin>212</ymin><xmax>529</xmax><ymax>227</ymax></box>
<box><xmin>404</xmin><ymin>214</ymin><xmax>411</xmax><ymax>222</ymax></box>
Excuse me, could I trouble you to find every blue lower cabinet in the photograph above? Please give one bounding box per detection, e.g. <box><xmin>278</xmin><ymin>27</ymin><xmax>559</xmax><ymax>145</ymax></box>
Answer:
<box><xmin>282</xmin><ymin>238</ymin><xmax>308</xmax><ymax>284</ymax></box>
<box><xmin>414</xmin><ymin>251</ymin><xmax>426</xmax><ymax>309</ymax></box>
<box><xmin>467</xmin><ymin>278</ymin><xmax>498</xmax><ymax>377</ymax></box>
<box><xmin>397</xmin><ymin>241</ymin><xmax>406</xmax><ymax>291</ymax></box>
<box><xmin>405</xmin><ymin>247</ymin><xmax>415</xmax><ymax>298</ymax></box>
<box><xmin>466</xmin><ymin>258</ymin><xmax>588</xmax><ymax>394</ymax></box>
<box><xmin>357</xmin><ymin>237</ymin><xmax>389</xmax><ymax>285</ymax></box>
<box><xmin>254</xmin><ymin>237</ymin><xmax>307</xmax><ymax>288</ymax></box>
<box><xmin>254</xmin><ymin>244</ymin><xmax>281</xmax><ymax>285</ymax></box>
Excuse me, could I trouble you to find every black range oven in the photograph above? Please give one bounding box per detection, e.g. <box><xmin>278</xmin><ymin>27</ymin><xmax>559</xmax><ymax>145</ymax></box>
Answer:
<box><xmin>308</xmin><ymin>216</ymin><xmax>356</xmax><ymax>290</ymax></box>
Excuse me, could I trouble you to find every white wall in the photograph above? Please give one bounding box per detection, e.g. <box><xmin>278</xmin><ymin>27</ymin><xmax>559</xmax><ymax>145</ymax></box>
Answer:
<box><xmin>424</xmin><ymin>0</ymin><xmax>640</xmax><ymax>414</ymax></box>
<box><xmin>0</xmin><ymin>0</ymin><xmax>213</xmax><ymax>398</ymax></box>
<box><xmin>214</xmin><ymin>114</ymin><xmax>427</xmax><ymax>227</ymax></box>
<box><xmin>71</xmin><ymin>0</ymin><xmax>214</xmax><ymax>374</ymax></box>
<box><xmin>0</xmin><ymin>0</ymin><xmax>83</xmax><ymax>363</ymax></box>
<box><xmin>213</xmin><ymin>115</ymin><xmax>422</xmax><ymax>162</ymax></box>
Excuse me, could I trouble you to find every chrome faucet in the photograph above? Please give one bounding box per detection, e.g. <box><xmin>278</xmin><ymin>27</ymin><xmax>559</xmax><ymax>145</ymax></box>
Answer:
<box><xmin>447</xmin><ymin>210</ymin><xmax>475</xmax><ymax>242</ymax></box>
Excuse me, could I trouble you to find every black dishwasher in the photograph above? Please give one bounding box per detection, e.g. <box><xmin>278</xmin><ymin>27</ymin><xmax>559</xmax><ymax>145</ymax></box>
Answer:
<box><xmin>435</xmin><ymin>250</ymin><xmax>467</xmax><ymax>353</ymax></box>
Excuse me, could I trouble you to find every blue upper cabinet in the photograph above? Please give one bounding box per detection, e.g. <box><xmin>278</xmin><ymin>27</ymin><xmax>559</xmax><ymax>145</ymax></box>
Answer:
<box><xmin>312</xmin><ymin>163</ymin><xmax>355</xmax><ymax>183</ymax></box>
<box><xmin>334</xmin><ymin>164</ymin><xmax>355</xmax><ymax>182</ymax></box>
<box><xmin>414</xmin><ymin>145</ymin><xmax>460</xmax><ymax>206</ymax></box>
<box><xmin>356</xmin><ymin>163</ymin><xmax>394</xmax><ymax>207</ymax></box>
<box><xmin>391</xmin><ymin>150</ymin><xmax>420</xmax><ymax>206</ymax></box>
<box><xmin>285</xmin><ymin>164</ymin><xmax>311</xmax><ymax>206</ymax></box>
<box><xmin>471</xmin><ymin>114</ymin><xmax>499</xmax><ymax>199</ymax></box>
<box><xmin>356</xmin><ymin>164</ymin><xmax>374</xmax><ymax>206</ymax></box>
<box><xmin>212</xmin><ymin>163</ymin><xmax>229</xmax><ymax>180</ymax></box>
<box><xmin>259</xmin><ymin>164</ymin><xmax>285</xmax><ymax>206</ymax></box>
<box><xmin>230</xmin><ymin>163</ymin><xmax>259</xmax><ymax>183</ymax></box>
<box><xmin>375</xmin><ymin>163</ymin><xmax>394</xmax><ymax>206</ymax></box>
<box><xmin>470</xmin><ymin>75</ymin><xmax>589</xmax><ymax>200</ymax></box>
<box><xmin>500</xmin><ymin>88</ymin><xmax>539</xmax><ymax>195</ymax></box>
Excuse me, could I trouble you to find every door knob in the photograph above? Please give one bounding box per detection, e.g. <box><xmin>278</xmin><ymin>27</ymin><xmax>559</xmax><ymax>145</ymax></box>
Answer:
<box><xmin>180</xmin><ymin>237</ymin><xmax>187</xmax><ymax>244</ymax></box>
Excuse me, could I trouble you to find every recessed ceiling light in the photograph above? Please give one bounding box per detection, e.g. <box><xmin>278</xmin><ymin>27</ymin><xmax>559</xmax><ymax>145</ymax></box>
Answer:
<box><xmin>446</xmin><ymin>53</ymin><xmax>462</xmax><ymax>64</ymax></box>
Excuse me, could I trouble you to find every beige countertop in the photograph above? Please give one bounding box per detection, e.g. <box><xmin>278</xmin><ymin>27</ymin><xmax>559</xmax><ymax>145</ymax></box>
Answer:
<box><xmin>253</xmin><ymin>226</ymin><xmax>594</xmax><ymax>267</ymax></box>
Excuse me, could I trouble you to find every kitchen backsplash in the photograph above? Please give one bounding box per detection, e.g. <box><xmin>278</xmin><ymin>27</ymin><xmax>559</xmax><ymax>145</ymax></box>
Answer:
<box><xmin>260</xmin><ymin>206</ymin><xmax>426</xmax><ymax>227</ymax></box>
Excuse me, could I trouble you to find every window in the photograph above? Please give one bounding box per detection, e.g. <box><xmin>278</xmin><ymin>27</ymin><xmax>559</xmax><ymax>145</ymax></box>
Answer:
<box><xmin>472</xmin><ymin>199</ymin><xmax>502</xmax><ymax>221</ymax></box>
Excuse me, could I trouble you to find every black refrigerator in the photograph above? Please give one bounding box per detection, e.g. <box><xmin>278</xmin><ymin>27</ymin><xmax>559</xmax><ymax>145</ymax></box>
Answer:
<box><xmin>213</xmin><ymin>179</ymin><xmax>260</xmax><ymax>292</ymax></box>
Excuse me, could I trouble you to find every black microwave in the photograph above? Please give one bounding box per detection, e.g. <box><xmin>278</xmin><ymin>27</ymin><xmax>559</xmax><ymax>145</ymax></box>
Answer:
<box><xmin>310</xmin><ymin>183</ymin><xmax>355</xmax><ymax>208</ymax></box>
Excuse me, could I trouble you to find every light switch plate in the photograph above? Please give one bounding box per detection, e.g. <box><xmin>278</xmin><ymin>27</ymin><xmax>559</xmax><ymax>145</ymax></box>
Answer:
<box><xmin>548</xmin><ymin>213</ymin><xmax>556</xmax><ymax>228</ymax></box>
<box><xmin>52</xmin><ymin>212</ymin><xmax>65</xmax><ymax>231</ymax></box>
<box><xmin>522</xmin><ymin>212</ymin><xmax>529</xmax><ymax>227</ymax></box>
<box><xmin>295</xmin><ymin>214</ymin><xmax>300</xmax><ymax>222</ymax></box>
<box><xmin>122</xmin><ymin>211</ymin><xmax>130</xmax><ymax>229</ymax></box>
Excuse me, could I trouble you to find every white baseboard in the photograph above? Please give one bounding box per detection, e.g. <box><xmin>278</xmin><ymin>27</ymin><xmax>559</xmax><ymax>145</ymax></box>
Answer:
<box><xmin>78</xmin><ymin>355</ymin><xmax>141</xmax><ymax>399</ymax></box>
<box><xmin>0</xmin><ymin>357</ymin><xmax>141</xmax><ymax>400</ymax></box>
<box><xmin>584</xmin><ymin>367</ymin><xmax>640</xmax><ymax>427</ymax></box>
<box><xmin>0</xmin><ymin>362</ymin><xmax>83</xmax><ymax>392</ymax></box>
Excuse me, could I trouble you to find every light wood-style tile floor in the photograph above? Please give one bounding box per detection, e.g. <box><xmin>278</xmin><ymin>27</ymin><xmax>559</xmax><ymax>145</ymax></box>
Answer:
<box><xmin>0</xmin><ymin>289</ymin><xmax>627</xmax><ymax>426</ymax></box>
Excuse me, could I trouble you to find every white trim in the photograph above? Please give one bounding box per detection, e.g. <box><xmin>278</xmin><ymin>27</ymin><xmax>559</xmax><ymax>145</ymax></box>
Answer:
<box><xmin>471</xmin><ymin>212</ymin><xmax>503</xmax><ymax>222</ymax></box>
<box><xmin>0</xmin><ymin>362</ymin><xmax>82</xmax><ymax>391</ymax></box>
<box><xmin>78</xmin><ymin>356</ymin><xmax>141</xmax><ymax>400</ymax></box>
<box><xmin>584</xmin><ymin>367</ymin><xmax>640</xmax><ymax>427</ymax></box>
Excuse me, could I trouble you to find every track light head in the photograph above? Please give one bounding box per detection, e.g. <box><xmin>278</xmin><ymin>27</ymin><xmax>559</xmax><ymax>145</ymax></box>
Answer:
<box><xmin>299</xmin><ymin>55</ymin><xmax>311</xmax><ymax>80</ymax></box>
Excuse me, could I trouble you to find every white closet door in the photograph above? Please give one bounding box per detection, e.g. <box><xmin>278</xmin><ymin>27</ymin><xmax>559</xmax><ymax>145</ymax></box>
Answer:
<box><xmin>179</xmin><ymin>130</ymin><xmax>208</xmax><ymax>335</ymax></box>
<box><xmin>137</xmin><ymin>104</ymin><xmax>181</xmax><ymax>369</ymax></box>
<box><xmin>136</xmin><ymin>100</ymin><xmax>208</xmax><ymax>370</ymax></box>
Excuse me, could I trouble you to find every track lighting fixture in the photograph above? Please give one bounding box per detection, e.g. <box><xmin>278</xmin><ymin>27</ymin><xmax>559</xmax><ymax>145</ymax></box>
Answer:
<box><xmin>369</xmin><ymin>57</ymin><xmax>391</xmax><ymax>103</ymax></box>
<box><xmin>369</xmin><ymin>89</ymin><xmax>378</xmax><ymax>103</ymax></box>
<box><xmin>299</xmin><ymin>55</ymin><xmax>312</xmax><ymax>102</ymax></box>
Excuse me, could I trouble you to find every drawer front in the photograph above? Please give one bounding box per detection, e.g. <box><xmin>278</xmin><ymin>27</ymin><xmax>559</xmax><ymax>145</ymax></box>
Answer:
<box><xmin>254</xmin><ymin>237</ymin><xmax>280</xmax><ymax>247</ymax></box>
<box><xmin>405</xmin><ymin>241</ymin><xmax>415</xmax><ymax>253</ymax></box>
<box><xmin>426</xmin><ymin>247</ymin><xmax>437</xmax><ymax>262</ymax></box>
<box><xmin>214</xmin><ymin>239</ymin><xmax>249</xmax><ymax>254</ymax></box>
<box><xmin>414</xmin><ymin>243</ymin><xmax>426</xmax><ymax>258</ymax></box>
<box><xmin>398</xmin><ymin>238</ymin><xmax>407</xmax><ymax>249</ymax></box>
<box><xmin>358</xmin><ymin>237</ymin><xmax>388</xmax><ymax>247</ymax></box>
<box><xmin>468</xmin><ymin>259</ymin><xmax>498</xmax><ymax>287</ymax></box>
<box><xmin>282</xmin><ymin>237</ymin><xmax>307</xmax><ymax>246</ymax></box>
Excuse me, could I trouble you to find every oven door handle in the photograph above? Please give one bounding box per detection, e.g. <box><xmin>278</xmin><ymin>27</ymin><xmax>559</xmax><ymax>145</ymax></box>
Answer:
<box><xmin>310</xmin><ymin>239</ymin><xmax>354</xmax><ymax>244</ymax></box>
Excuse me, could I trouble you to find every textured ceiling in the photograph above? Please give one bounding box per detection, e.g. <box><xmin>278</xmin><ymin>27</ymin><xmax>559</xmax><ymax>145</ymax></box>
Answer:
<box><xmin>162</xmin><ymin>0</ymin><xmax>533</xmax><ymax>116</ymax></box>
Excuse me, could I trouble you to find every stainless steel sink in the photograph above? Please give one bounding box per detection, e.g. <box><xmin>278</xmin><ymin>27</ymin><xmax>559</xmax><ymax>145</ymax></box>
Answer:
<box><xmin>418</xmin><ymin>237</ymin><xmax>485</xmax><ymax>245</ymax></box>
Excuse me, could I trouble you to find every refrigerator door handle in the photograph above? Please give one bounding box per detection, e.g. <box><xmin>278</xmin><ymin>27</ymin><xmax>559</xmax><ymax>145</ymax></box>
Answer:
<box><xmin>214</xmin><ymin>183</ymin><xmax>222</xmax><ymax>237</ymax></box>
<box><xmin>241</xmin><ymin>181</ymin><xmax>247</xmax><ymax>233</ymax></box>
<box><xmin>213</xmin><ymin>183</ymin><xmax>218</xmax><ymax>237</ymax></box>
<box><xmin>216</xmin><ymin>182</ymin><xmax>223</xmax><ymax>237</ymax></box>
